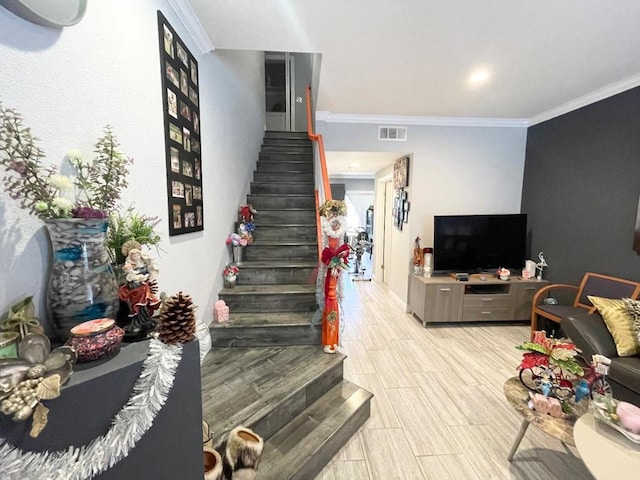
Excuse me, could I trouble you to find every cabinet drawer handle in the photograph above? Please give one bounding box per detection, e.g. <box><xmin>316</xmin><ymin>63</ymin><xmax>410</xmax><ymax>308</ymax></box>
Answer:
<box><xmin>481</xmin><ymin>311</ymin><xmax>492</xmax><ymax>315</ymax></box>
<box><xmin>524</xmin><ymin>287</ymin><xmax>537</xmax><ymax>291</ymax></box>
<box><xmin>481</xmin><ymin>298</ymin><xmax>493</xmax><ymax>302</ymax></box>
<box><xmin>439</xmin><ymin>288</ymin><xmax>451</xmax><ymax>292</ymax></box>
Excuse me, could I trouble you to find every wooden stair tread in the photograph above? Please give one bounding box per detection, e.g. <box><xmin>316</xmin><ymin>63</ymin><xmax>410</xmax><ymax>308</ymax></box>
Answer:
<box><xmin>250</xmin><ymin>240</ymin><xmax>317</xmax><ymax>246</ymax></box>
<box><xmin>257</xmin><ymin>380</ymin><xmax>373</xmax><ymax>480</ymax></box>
<box><xmin>219</xmin><ymin>284</ymin><xmax>316</xmax><ymax>295</ymax></box>
<box><xmin>211</xmin><ymin>312</ymin><xmax>316</xmax><ymax>328</ymax></box>
<box><xmin>201</xmin><ymin>346</ymin><xmax>346</xmax><ymax>445</ymax></box>
<box><xmin>238</xmin><ymin>260</ymin><xmax>317</xmax><ymax>268</ymax></box>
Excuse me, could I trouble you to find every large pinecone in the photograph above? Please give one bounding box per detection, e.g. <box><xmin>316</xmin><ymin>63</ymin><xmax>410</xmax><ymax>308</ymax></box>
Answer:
<box><xmin>157</xmin><ymin>291</ymin><xmax>197</xmax><ymax>345</ymax></box>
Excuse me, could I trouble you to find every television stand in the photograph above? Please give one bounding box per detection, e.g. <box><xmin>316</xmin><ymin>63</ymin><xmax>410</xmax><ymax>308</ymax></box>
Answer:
<box><xmin>408</xmin><ymin>274</ymin><xmax>549</xmax><ymax>326</ymax></box>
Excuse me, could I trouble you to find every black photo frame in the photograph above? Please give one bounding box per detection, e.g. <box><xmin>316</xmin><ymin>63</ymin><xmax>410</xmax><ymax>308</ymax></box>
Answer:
<box><xmin>157</xmin><ymin>11</ymin><xmax>203</xmax><ymax>236</ymax></box>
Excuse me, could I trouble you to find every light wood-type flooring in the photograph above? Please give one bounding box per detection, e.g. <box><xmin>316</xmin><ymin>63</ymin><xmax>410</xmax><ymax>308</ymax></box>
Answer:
<box><xmin>316</xmin><ymin>277</ymin><xmax>595</xmax><ymax>480</ymax></box>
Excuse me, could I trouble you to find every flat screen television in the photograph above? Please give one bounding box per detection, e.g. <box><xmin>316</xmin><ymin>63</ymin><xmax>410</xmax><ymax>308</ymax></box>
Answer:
<box><xmin>433</xmin><ymin>214</ymin><xmax>527</xmax><ymax>273</ymax></box>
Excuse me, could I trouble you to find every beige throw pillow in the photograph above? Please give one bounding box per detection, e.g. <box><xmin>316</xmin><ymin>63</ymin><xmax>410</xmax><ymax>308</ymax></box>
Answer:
<box><xmin>588</xmin><ymin>296</ymin><xmax>639</xmax><ymax>357</ymax></box>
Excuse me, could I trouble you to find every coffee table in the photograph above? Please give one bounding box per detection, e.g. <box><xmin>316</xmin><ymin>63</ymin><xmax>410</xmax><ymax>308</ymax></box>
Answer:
<box><xmin>574</xmin><ymin>412</ymin><xmax>640</xmax><ymax>479</ymax></box>
<box><xmin>503</xmin><ymin>376</ymin><xmax>576</xmax><ymax>461</ymax></box>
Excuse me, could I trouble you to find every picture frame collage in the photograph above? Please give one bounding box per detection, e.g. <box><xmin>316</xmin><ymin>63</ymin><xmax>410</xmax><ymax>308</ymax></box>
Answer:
<box><xmin>392</xmin><ymin>156</ymin><xmax>410</xmax><ymax>230</ymax></box>
<box><xmin>157</xmin><ymin>11</ymin><xmax>203</xmax><ymax>236</ymax></box>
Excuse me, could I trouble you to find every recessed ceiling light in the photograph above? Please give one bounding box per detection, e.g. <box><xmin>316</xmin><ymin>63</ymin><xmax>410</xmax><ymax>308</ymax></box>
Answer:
<box><xmin>468</xmin><ymin>68</ymin><xmax>491</xmax><ymax>86</ymax></box>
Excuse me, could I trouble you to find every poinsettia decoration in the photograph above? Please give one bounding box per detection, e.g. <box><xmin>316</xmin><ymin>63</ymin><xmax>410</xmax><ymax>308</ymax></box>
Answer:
<box><xmin>516</xmin><ymin>330</ymin><xmax>584</xmax><ymax>376</ymax></box>
<box><xmin>321</xmin><ymin>243</ymin><xmax>350</xmax><ymax>274</ymax></box>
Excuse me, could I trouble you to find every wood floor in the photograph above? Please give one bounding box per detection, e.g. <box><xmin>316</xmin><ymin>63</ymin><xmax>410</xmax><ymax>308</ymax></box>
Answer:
<box><xmin>316</xmin><ymin>278</ymin><xmax>595</xmax><ymax>480</ymax></box>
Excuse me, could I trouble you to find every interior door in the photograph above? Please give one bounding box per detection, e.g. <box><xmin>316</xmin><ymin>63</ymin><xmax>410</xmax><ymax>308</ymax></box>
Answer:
<box><xmin>382</xmin><ymin>181</ymin><xmax>394</xmax><ymax>284</ymax></box>
<box><xmin>265</xmin><ymin>53</ymin><xmax>294</xmax><ymax>131</ymax></box>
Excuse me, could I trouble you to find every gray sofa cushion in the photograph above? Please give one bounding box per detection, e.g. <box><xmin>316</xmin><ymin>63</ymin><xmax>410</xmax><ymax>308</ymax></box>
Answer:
<box><xmin>609</xmin><ymin>357</ymin><xmax>640</xmax><ymax>396</ymax></box>
<box><xmin>561</xmin><ymin>312</ymin><xmax>618</xmax><ymax>359</ymax></box>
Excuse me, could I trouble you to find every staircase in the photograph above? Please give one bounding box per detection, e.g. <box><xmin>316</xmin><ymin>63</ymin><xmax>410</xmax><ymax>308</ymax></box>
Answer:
<box><xmin>212</xmin><ymin>131</ymin><xmax>320</xmax><ymax>348</ymax></box>
<box><xmin>204</xmin><ymin>131</ymin><xmax>372</xmax><ymax>479</ymax></box>
<box><xmin>201</xmin><ymin>346</ymin><xmax>372</xmax><ymax>480</ymax></box>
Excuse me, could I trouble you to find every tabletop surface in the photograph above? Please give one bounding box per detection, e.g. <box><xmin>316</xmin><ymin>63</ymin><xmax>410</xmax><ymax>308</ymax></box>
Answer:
<box><xmin>503</xmin><ymin>376</ymin><xmax>576</xmax><ymax>446</ymax></box>
<box><xmin>574</xmin><ymin>412</ymin><xmax>640</xmax><ymax>480</ymax></box>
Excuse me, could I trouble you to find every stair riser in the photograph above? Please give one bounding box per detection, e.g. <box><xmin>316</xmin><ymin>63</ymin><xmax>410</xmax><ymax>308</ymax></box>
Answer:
<box><xmin>254</xmin><ymin>226</ymin><xmax>317</xmax><ymax>242</ymax></box>
<box><xmin>209</xmin><ymin>324</ymin><xmax>321</xmax><ymax>348</ymax></box>
<box><xmin>253</xmin><ymin>171</ymin><xmax>314</xmax><ymax>183</ymax></box>
<box><xmin>259</xmin><ymin>210</ymin><xmax>316</xmax><ymax>223</ymax></box>
<box><xmin>263</xmin><ymin>138</ymin><xmax>311</xmax><ymax>146</ymax></box>
<box><xmin>219</xmin><ymin>293</ymin><xmax>317</xmax><ymax>313</ymax></box>
<box><xmin>259</xmin><ymin>152</ymin><xmax>313</xmax><ymax>162</ymax></box>
<box><xmin>292</xmin><ymin>394</ymin><xmax>371</xmax><ymax>480</ymax></box>
<box><xmin>245</xmin><ymin>245</ymin><xmax>317</xmax><ymax>261</ymax></box>
<box><xmin>257</xmin><ymin>162</ymin><xmax>313</xmax><ymax>173</ymax></box>
<box><xmin>248</xmin><ymin>195</ymin><xmax>315</xmax><ymax>209</ymax></box>
<box><xmin>265</xmin><ymin>131</ymin><xmax>309</xmax><ymax>139</ymax></box>
<box><xmin>251</xmin><ymin>183</ymin><xmax>315</xmax><ymax>195</ymax></box>
<box><xmin>238</xmin><ymin>267</ymin><xmax>317</xmax><ymax>285</ymax></box>
<box><xmin>261</xmin><ymin>145</ymin><xmax>312</xmax><ymax>154</ymax></box>
<box><xmin>251</xmin><ymin>362</ymin><xmax>343</xmax><ymax>440</ymax></box>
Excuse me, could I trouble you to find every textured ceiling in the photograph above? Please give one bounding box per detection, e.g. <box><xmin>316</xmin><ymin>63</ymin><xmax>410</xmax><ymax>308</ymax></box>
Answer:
<box><xmin>186</xmin><ymin>0</ymin><xmax>640</xmax><ymax>121</ymax></box>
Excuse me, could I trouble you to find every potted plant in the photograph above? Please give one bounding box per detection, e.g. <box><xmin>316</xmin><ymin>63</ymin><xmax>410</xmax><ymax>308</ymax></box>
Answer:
<box><xmin>223</xmin><ymin>265</ymin><xmax>239</xmax><ymax>287</ymax></box>
<box><xmin>0</xmin><ymin>102</ymin><xmax>133</xmax><ymax>339</ymax></box>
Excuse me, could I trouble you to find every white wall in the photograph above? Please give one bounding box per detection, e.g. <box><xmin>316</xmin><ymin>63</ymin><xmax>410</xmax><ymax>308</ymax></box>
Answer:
<box><xmin>0</xmin><ymin>0</ymin><xmax>265</xmax><ymax>335</ymax></box>
<box><xmin>330</xmin><ymin>178</ymin><xmax>375</xmax><ymax>192</ymax></box>
<box><xmin>318</xmin><ymin>121</ymin><xmax>528</xmax><ymax>304</ymax></box>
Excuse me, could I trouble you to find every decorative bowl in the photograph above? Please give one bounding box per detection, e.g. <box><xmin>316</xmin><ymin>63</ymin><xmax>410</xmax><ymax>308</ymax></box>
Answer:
<box><xmin>67</xmin><ymin>318</ymin><xmax>123</xmax><ymax>362</ymax></box>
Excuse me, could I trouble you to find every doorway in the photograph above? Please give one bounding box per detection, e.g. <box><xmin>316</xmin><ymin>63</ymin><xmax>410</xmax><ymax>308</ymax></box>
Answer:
<box><xmin>265</xmin><ymin>53</ymin><xmax>295</xmax><ymax>131</ymax></box>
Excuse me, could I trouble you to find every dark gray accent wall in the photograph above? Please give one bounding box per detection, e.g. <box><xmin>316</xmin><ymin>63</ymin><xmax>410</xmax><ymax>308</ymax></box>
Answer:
<box><xmin>521</xmin><ymin>87</ymin><xmax>640</xmax><ymax>285</ymax></box>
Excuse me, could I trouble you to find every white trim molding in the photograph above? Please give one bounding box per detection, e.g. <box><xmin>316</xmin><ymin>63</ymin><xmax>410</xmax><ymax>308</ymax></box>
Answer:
<box><xmin>316</xmin><ymin>111</ymin><xmax>528</xmax><ymax>128</ymax></box>
<box><xmin>528</xmin><ymin>73</ymin><xmax>640</xmax><ymax>126</ymax></box>
<box><xmin>168</xmin><ymin>0</ymin><xmax>215</xmax><ymax>55</ymax></box>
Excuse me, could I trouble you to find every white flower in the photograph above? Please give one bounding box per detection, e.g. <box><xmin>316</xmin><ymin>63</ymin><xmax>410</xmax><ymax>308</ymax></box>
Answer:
<box><xmin>52</xmin><ymin>197</ymin><xmax>74</xmax><ymax>212</ymax></box>
<box><xmin>34</xmin><ymin>201</ymin><xmax>49</xmax><ymax>212</ymax></box>
<box><xmin>48</xmin><ymin>174</ymin><xmax>74</xmax><ymax>191</ymax></box>
<box><xmin>66</xmin><ymin>149</ymin><xmax>84</xmax><ymax>164</ymax></box>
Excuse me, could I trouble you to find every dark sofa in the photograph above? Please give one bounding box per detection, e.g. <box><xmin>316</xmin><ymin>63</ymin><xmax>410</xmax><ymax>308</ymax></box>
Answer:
<box><xmin>561</xmin><ymin>311</ymin><xmax>640</xmax><ymax>405</ymax></box>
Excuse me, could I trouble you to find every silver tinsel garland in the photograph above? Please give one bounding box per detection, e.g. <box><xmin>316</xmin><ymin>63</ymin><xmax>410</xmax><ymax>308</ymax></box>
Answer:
<box><xmin>0</xmin><ymin>338</ymin><xmax>183</xmax><ymax>480</ymax></box>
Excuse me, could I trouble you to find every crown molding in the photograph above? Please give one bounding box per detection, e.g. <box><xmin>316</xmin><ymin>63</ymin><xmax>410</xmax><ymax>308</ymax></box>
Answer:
<box><xmin>528</xmin><ymin>73</ymin><xmax>640</xmax><ymax>126</ymax></box>
<box><xmin>315</xmin><ymin>111</ymin><xmax>527</xmax><ymax>128</ymax></box>
<box><xmin>329</xmin><ymin>173</ymin><xmax>376</xmax><ymax>180</ymax></box>
<box><xmin>167</xmin><ymin>0</ymin><xmax>214</xmax><ymax>55</ymax></box>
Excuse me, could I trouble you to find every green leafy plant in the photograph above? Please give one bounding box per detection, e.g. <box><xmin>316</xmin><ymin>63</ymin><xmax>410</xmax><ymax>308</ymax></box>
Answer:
<box><xmin>107</xmin><ymin>207</ymin><xmax>162</xmax><ymax>265</ymax></box>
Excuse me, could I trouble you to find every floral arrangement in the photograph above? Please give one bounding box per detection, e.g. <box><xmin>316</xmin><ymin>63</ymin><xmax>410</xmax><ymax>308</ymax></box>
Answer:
<box><xmin>319</xmin><ymin>199</ymin><xmax>347</xmax><ymax>218</ymax></box>
<box><xmin>0</xmin><ymin>102</ymin><xmax>131</xmax><ymax>220</ymax></box>
<box><xmin>107</xmin><ymin>207</ymin><xmax>162</xmax><ymax>265</ymax></box>
<box><xmin>226</xmin><ymin>233</ymin><xmax>248</xmax><ymax>247</ymax></box>
<box><xmin>517</xmin><ymin>330</ymin><xmax>584</xmax><ymax>376</ymax></box>
<box><xmin>223</xmin><ymin>265</ymin><xmax>239</xmax><ymax>277</ymax></box>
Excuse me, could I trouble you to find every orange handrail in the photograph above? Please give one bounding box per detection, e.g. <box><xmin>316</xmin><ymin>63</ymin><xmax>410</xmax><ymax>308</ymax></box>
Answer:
<box><xmin>306</xmin><ymin>86</ymin><xmax>332</xmax><ymax>201</ymax></box>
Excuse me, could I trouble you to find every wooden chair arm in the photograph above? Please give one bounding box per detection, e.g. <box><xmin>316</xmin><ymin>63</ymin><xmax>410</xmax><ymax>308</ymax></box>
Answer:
<box><xmin>531</xmin><ymin>283</ymin><xmax>579</xmax><ymax>307</ymax></box>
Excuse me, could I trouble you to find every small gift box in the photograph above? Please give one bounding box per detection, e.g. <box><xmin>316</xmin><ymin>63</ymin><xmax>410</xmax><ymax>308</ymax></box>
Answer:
<box><xmin>213</xmin><ymin>300</ymin><xmax>230</xmax><ymax>323</ymax></box>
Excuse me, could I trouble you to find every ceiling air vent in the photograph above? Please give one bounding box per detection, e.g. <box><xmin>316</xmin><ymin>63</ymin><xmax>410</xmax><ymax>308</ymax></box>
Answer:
<box><xmin>378</xmin><ymin>126</ymin><xmax>407</xmax><ymax>141</ymax></box>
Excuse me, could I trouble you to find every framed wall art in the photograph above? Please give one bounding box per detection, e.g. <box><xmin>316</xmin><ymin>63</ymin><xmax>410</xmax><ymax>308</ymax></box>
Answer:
<box><xmin>157</xmin><ymin>11</ymin><xmax>203</xmax><ymax>236</ymax></box>
<box><xmin>393</xmin><ymin>156</ymin><xmax>409</xmax><ymax>190</ymax></box>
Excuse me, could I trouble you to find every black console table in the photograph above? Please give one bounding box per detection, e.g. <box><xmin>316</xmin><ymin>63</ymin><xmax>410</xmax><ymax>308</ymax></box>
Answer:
<box><xmin>0</xmin><ymin>340</ymin><xmax>203</xmax><ymax>479</ymax></box>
